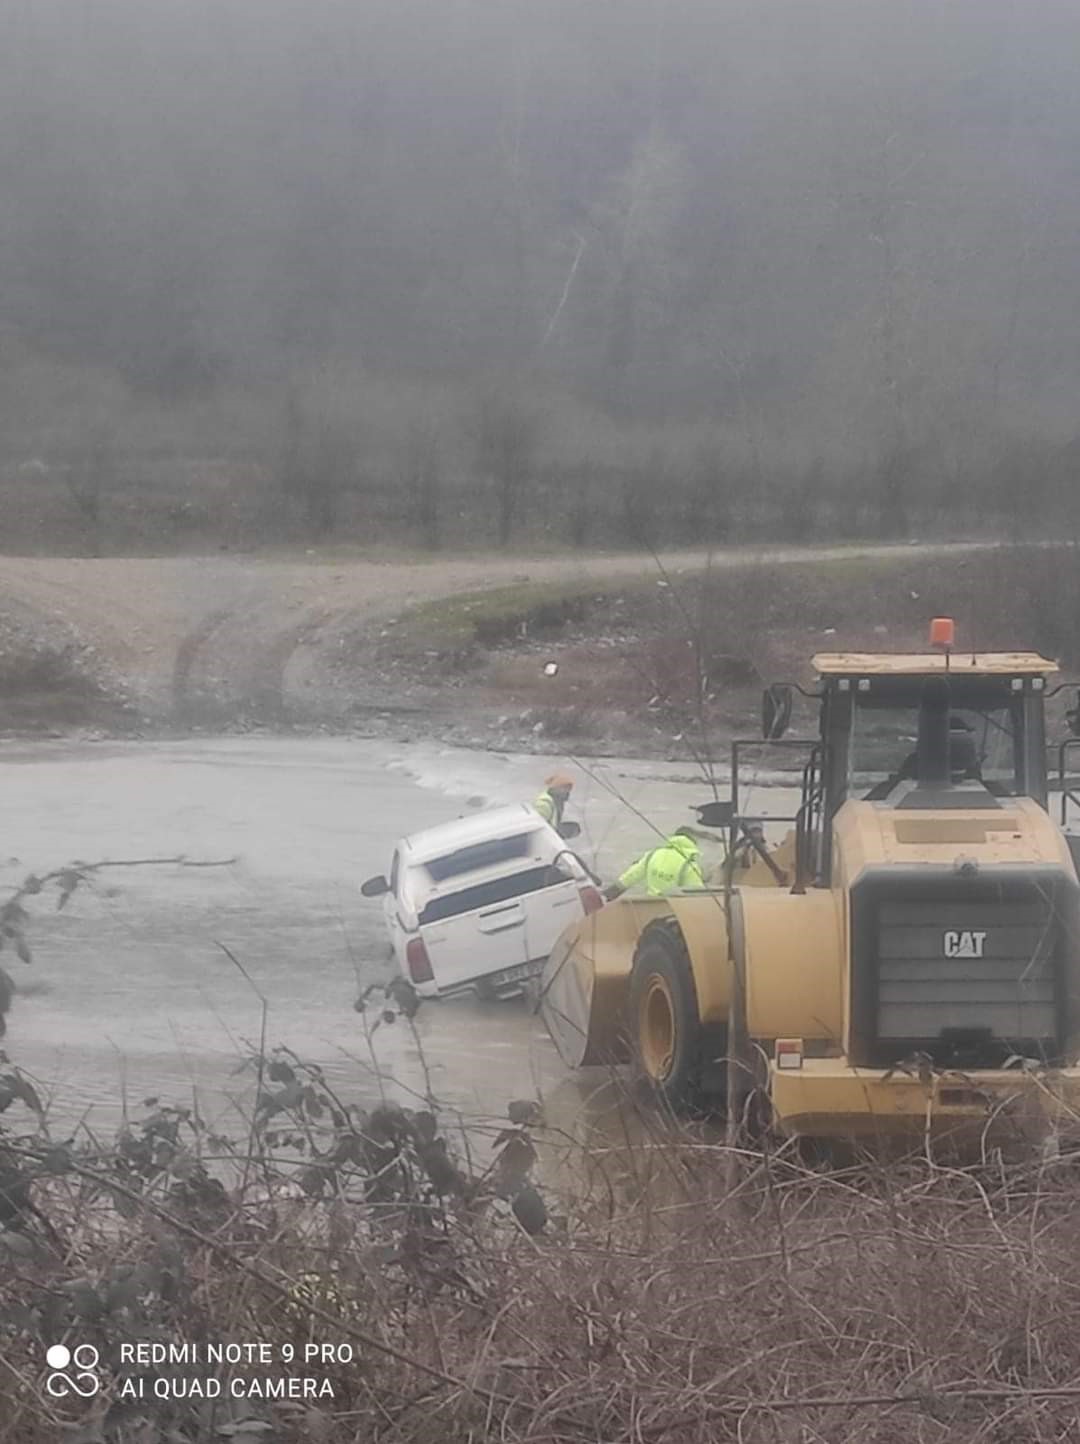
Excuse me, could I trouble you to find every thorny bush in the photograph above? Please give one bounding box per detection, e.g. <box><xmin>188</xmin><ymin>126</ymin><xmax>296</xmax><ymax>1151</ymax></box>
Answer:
<box><xmin>6</xmin><ymin>1067</ymin><xmax>1080</xmax><ymax>1444</ymax></box>
<box><xmin>5</xmin><ymin>864</ymin><xmax>1080</xmax><ymax>1440</ymax></box>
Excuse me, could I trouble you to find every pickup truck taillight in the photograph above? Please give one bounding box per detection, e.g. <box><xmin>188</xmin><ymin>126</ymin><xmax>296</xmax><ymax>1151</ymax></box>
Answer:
<box><xmin>405</xmin><ymin>937</ymin><xmax>434</xmax><ymax>984</ymax></box>
<box><xmin>579</xmin><ymin>886</ymin><xmax>604</xmax><ymax>915</ymax></box>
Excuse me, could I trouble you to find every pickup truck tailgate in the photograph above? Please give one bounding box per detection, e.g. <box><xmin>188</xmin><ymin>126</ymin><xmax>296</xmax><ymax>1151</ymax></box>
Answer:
<box><xmin>420</xmin><ymin>877</ymin><xmax>582</xmax><ymax>993</ymax></box>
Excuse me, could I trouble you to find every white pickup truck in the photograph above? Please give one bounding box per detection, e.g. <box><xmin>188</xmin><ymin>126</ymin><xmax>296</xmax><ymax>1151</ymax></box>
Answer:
<box><xmin>361</xmin><ymin>805</ymin><xmax>602</xmax><ymax>1000</ymax></box>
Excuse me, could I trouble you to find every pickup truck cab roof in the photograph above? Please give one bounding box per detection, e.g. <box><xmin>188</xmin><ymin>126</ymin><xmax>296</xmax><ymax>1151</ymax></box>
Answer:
<box><xmin>400</xmin><ymin>805</ymin><xmax>544</xmax><ymax>863</ymax></box>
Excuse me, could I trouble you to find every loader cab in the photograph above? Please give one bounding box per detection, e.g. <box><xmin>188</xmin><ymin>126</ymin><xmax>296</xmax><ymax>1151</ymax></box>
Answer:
<box><xmin>794</xmin><ymin>651</ymin><xmax>1056</xmax><ymax>888</ymax></box>
<box><xmin>825</xmin><ymin>669</ymin><xmax>1049</xmax><ymax>803</ymax></box>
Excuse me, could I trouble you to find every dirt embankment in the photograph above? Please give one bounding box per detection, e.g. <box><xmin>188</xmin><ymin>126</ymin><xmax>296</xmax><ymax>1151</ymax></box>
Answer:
<box><xmin>0</xmin><ymin>542</ymin><xmax>1066</xmax><ymax>754</ymax></box>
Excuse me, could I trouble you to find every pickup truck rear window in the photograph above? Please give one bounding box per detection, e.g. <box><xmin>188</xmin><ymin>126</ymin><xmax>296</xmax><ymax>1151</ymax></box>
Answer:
<box><xmin>424</xmin><ymin>832</ymin><xmax>539</xmax><ymax>883</ymax></box>
<box><xmin>419</xmin><ymin>864</ymin><xmax>569</xmax><ymax>925</ymax></box>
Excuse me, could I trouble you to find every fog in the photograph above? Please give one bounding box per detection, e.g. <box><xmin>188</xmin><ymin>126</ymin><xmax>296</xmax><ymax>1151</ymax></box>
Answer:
<box><xmin>2</xmin><ymin>0</ymin><xmax>1078</xmax><ymax>547</ymax></box>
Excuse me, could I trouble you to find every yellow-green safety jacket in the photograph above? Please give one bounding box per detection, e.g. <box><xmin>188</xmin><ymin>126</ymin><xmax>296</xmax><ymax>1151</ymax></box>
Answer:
<box><xmin>533</xmin><ymin>789</ymin><xmax>563</xmax><ymax>827</ymax></box>
<box><xmin>616</xmin><ymin>834</ymin><xmax>706</xmax><ymax>896</ymax></box>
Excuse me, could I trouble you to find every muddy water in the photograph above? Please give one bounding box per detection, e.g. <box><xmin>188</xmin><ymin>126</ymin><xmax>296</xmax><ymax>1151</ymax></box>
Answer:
<box><xmin>0</xmin><ymin>737</ymin><xmax>799</xmax><ymax>1171</ymax></box>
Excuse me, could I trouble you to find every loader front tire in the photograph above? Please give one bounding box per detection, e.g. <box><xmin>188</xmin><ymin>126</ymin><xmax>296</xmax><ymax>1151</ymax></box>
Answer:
<box><xmin>629</xmin><ymin>920</ymin><xmax>721</xmax><ymax>1113</ymax></box>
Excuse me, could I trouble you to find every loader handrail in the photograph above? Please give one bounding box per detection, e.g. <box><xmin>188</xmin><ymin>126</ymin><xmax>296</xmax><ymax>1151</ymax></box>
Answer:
<box><xmin>794</xmin><ymin>743</ymin><xmax>825</xmax><ymax>893</ymax></box>
<box><xmin>729</xmin><ymin>737</ymin><xmax>821</xmax><ymax>892</ymax></box>
<box><xmin>1056</xmin><ymin>738</ymin><xmax>1080</xmax><ymax>826</ymax></box>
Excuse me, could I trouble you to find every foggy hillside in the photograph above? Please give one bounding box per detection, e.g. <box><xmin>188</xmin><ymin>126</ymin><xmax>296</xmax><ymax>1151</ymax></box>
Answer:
<box><xmin>1</xmin><ymin>0</ymin><xmax>1077</xmax><ymax>548</ymax></box>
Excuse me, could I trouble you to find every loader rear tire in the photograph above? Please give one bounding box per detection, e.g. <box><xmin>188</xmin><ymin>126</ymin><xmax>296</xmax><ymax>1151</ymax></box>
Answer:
<box><xmin>629</xmin><ymin>920</ymin><xmax>724</xmax><ymax>1113</ymax></box>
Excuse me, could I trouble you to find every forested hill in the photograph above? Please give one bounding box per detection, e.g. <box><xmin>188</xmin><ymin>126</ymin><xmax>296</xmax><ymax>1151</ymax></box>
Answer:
<box><xmin>1</xmin><ymin>0</ymin><xmax>1078</xmax><ymax>548</ymax></box>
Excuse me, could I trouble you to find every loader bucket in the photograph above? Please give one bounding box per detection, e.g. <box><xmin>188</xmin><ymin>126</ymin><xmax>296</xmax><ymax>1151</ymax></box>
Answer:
<box><xmin>538</xmin><ymin>897</ymin><xmax>673</xmax><ymax>1068</ymax></box>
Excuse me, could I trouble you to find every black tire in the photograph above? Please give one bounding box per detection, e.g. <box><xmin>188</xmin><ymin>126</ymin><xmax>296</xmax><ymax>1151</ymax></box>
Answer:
<box><xmin>628</xmin><ymin>919</ymin><xmax>726</xmax><ymax>1114</ymax></box>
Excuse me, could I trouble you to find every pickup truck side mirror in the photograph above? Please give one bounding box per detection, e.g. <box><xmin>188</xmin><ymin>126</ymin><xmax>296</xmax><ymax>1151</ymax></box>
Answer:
<box><xmin>360</xmin><ymin>875</ymin><xmax>390</xmax><ymax>898</ymax></box>
<box><xmin>557</xmin><ymin>820</ymin><xmax>581</xmax><ymax>840</ymax></box>
<box><xmin>763</xmin><ymin>684</ymin><xmax>793</xmax><ymax>740</ymax></box>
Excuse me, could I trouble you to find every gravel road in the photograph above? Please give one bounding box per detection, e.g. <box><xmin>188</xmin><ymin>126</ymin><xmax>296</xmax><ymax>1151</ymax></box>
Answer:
<box><xmin>0</xmin><ymin>542</ymin><xmax>991</xmax><ymax>727</ymax></box>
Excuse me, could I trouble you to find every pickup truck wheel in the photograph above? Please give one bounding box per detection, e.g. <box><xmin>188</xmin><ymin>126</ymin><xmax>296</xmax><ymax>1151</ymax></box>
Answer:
<box><xmin>629</xmin><ymin>920</ymin><xmax>718</xmax><ymax>1112</ymax></box>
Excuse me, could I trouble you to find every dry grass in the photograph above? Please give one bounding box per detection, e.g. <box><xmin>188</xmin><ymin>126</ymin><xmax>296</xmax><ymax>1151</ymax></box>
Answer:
<box><xmin>328</xmin><ymin>544</ymin><xmax>1080</xmax><ymax>755</ymax></box>
<box><xmin>3</xmin><ymin>1045</ymin><xmax>1080</xmax><ymax>1444</ymax></box>
<box><xmin>485</xmin><ymin>546</ymin><xmax>1080</xmax><ymax>716</ymax></box>
<box><xmin>0</xmin><ymin>642</ymin><xmax>132</xmax><ymax>730</ymax></box>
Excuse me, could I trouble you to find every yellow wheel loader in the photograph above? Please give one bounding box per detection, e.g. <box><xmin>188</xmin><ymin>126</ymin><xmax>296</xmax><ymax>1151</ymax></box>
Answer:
<box><xmin>538</xmin><ymin>624</ymin><xmax>1080</xmax><ymax>1145</ymax></box>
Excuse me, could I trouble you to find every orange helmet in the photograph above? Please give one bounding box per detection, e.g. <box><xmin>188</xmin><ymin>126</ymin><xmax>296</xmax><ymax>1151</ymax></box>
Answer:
<box><xmin>545</xmin><ymin>772</ymin><xmax>575</xmax><ymax>791</ymax></box>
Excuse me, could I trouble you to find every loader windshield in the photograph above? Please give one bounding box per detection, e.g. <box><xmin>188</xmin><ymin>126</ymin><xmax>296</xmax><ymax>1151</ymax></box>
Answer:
<box><xmin>850</xmin><ymin>699</ymin><xmax>1021</xmax><ymax>798</ymax></box>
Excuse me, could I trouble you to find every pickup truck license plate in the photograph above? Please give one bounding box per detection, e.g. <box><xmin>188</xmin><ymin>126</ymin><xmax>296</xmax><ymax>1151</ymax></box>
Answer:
<box><xmin>488</xmin><ymin>960</ymin><xmax>539</xmax><ymax>989</ymax></box>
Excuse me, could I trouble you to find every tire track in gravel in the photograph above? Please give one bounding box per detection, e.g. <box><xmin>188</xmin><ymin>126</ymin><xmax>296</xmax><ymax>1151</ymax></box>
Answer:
<box><xmin>176</xmin><ymin>599</ymin><xmax>338</xmax><ymax>723</ymax></box>
<box><xmin>255</xmin><ymin>607</ymin><xmax>336</xmax><ymax>720</ymax></box>
<box><xmin>171</xmin><ymin>606</ymin><xmax>241</xmax><ymax>721</ymax></box>
<box><xmin>172</xmin><ymin>586</ymin><xmax>339</xmax><ymax>723</ymax></box>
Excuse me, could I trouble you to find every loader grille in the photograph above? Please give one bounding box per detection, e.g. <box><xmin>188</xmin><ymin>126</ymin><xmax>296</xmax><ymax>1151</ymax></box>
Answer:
<box><xmin>849</xmin><ymin>873</ymin><xmax>1074</xmax><ymax>1069</ymax></box>
<box><xmin>879</xmin><ymin>898</ymin><xmax>1055</xmax><ymax>1043</ymax></box>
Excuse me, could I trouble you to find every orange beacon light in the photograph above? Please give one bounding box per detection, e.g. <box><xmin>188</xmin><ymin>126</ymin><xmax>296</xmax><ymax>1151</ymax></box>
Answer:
<box><xmin>929</xmin><ymin>616</ymin><xmax>955</xmax><ymax>651</ymax></box>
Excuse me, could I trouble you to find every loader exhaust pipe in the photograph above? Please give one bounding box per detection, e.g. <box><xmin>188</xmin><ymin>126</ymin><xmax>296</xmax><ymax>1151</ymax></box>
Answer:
<box><xmin>916</xmin><ymin>676</ymin><xmax>950</xmax><ymax>788</ymax></box>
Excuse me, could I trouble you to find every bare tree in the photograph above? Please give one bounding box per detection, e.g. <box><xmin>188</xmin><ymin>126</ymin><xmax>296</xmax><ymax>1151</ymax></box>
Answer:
<box><xmin>278</xmin><ymin>376</ymin><xmax>357</xmax><ymax>539</ymax></box>
<box><xmin>64</xmin><ymin>421</ymin><xmax>113</xmax><ymax>553</ymax></box>
<box><xmin>684</xmin><ymin>444</ymin><xmax>735</xmax><ymax>546</ymax></box>
<box><xmin>621</xmin><ymin>451</ymin><xmax>663</xmax><ymax>548</ymax></box>
<box><xmin>596</xmin><ymin>132</ymin><xmax>690</xmax><ymax>411</ymax></box>
<box><xmin>473</xmin><ymin>391</ymin><xmax>541</xmax><ymax>546</ymax></box>
<box><xmin>305</xmin><ymin>426</ymin><xmax>354</xmax><ymax>537</ymax></box>
<box><xmin>402</xmin><ymin>418</ymin><xmax>442</xmax><ymax>550</ymax></box>
<box><xmin>567</xmin><ymin>461</ymin><xmax>599</xmax><ymax>549</ymax></box>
